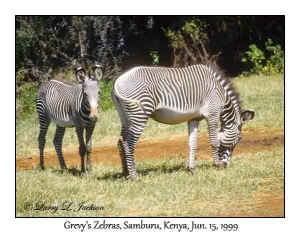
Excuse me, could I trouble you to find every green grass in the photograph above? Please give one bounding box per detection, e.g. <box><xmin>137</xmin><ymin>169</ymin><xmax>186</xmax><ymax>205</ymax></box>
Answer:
<box><xmin>16</xmin><ymin>74</ymin><xmax>284</xmax><ymax>156</ymax></box>
<box><xmin>16</xmin><ymin>149</ymin><xmax>283</xmax><ymax>217</ymax></box>
<box><xmin>233</xmin><ymin>74</ymin><xmax>283</xmax><ymax>129</ymax></box>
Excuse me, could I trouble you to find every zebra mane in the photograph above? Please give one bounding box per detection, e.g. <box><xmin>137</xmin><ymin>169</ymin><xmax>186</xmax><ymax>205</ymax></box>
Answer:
<box><xmin>206</xmin><ymin>63</ymin><xmax>242</xmax><ymax>116</ymax></box>
<box><xmin>50</xmin><ymin>79</ymin><xmax>75</xmax><ymax>86</ymax></box>
<box><xmin>51</xmin><ymin>79</ymin><xmax>84</xmax><ymax>87</ymax></box>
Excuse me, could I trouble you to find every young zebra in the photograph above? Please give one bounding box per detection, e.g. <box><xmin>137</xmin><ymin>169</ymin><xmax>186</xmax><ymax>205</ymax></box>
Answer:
<box><xmin>36</xmin><ymin>64</ymin><xmax>103</xmax><ymax>175</ymax></box>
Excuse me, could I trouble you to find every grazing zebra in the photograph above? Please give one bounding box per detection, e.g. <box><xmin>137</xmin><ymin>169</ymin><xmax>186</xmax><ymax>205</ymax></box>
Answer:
<box><xmin>112</xmin><ymin>64</ymin><xmax>255</xmax><ymax>180</ymax></box>
<box><xmin>36</xmin><ymin>64</ymin><xmax>103</xmax><ymax>175</ymax></box>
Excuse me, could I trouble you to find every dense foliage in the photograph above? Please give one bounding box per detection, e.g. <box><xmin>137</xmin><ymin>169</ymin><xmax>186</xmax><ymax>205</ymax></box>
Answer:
<box><xmin>164</xmin><ymin>19</ymin><xmax>221</xmax><ymax>67</ymax></box>
<box><xmin>16</xmin><ymin>16</ymin><xmax>284</xmax><ymax>76</ymax></box>
<box><xmin>241</xmin><ymin>39</ymin><xmax>284</xmax><ymax>76</ymax></box>
<box><xmin>16</xmin><ymin>16</ymin><xmax>284</xmax><ymax>119</ymax></box>
<box><xmin>16</xmin><ymin>16</ymin><xmax>142</xmax><ymax>81</ymax></box>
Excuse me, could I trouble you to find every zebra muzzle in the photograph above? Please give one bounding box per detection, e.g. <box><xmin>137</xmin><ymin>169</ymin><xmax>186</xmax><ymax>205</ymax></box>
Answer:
<box><xmin>89</xmin><ymin>107</ymin><xmax>99</xmax><ymax>121</ymax></box>
<box><xmin>89</xmin><ymin>115</ymin><xmax>98</xmax><ymax>121</ymax></box>
<box><xmin>220</xmin><ymin>153</ymin><xmax>231</xmax><ymax>168</ymax></box>
<box><xmin>217</xmin><ymin>146</ymin><xmax>231</xmax><ymax>168</ymax></box>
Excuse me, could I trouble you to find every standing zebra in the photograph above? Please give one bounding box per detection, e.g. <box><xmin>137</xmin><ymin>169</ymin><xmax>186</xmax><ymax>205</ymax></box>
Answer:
<box><xmin>36</xmin><ymin>64</ymin><xmax>103</xmax><ymax>175</ymax></box>
<box><xmin>113</xmin><ymin>64</ymin><xmax>255</xmax><ymax>180</ymax></box>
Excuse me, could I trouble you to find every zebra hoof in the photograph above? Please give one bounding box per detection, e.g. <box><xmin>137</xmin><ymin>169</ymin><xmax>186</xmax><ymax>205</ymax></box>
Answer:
<box><xmin>222</xmin><ymin>159</ymin><xmax>230</xmax><ymax>168</ymax></box>
<box><xmin>214</xmin><ymin>162</ymin><xmax>228</xmax><ymax>169</ymax></box>
<box><xmin>219</xmin><ymin>159</ymin><xmax>230</xmax><ymax>168</ymax></box>
<box><xmin>40</xmin><ymin>165</ymin><xmax>45</xmax><ymax>171</ymax></box>
<box><xmin>127</xmin><ymin>175</ymin><xmax>139</xmax><ymax>182</ymax></box>
<box><xmin>86</xmin><ymin>162</ymin><xmax>92</xmax><ymax>169</ymax></box>
<box><xmin>122</xmin><ymin>171</ymin><xmax>129</xmax><ymax>177</ymax></box>
<box><xmin>213</xmin><ymin>163</ymin><xmax>223</xmax><ymax>169</ymax></box>
<box><xmin>58</xmin><ymin>167</ymin><xmax>68</xmax><ymax>174</ymax></box>
<box><xmin>58</xmin><ymin>169</ymin><xmax>65</xmax><ymax>174</ymax></box>
<box><xmin>81</xmin><ymin>171</ymin><xmax>88</xmax><ymax>177</ymax></box>
<box><xmin>86</xmin><ymin>166</ymin><xmax>92</xmax><ymax>175</ymax></box>
<box><xmin>86</xmin><ymin>170</ymin><xmax>92</xmax><ymax>176</ymax></box>
<box><xmin>188</xmin><ymin>168</ymin><xmax>196</xmax><ymax>175</ymax></box>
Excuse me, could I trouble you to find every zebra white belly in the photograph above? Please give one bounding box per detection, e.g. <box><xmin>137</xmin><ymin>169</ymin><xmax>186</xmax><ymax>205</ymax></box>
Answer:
<box><xmin>51</xmin><ymin>117</ymin><xmax>75</xmax><ymax>128</ymax></box>
<box><xmin>150</xmin><ymin>107</ymin><xmax>202</xmax><ymax>125</ymax></box>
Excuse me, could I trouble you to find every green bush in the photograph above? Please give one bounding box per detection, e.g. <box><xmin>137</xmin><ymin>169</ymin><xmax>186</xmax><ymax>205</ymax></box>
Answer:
<box><xmin>241</xmin><ymin>44</ymin><xmax>265</xmax><ymax>75</ymax></box>
<box><xmin>16</xmin><ymin>83</ymin><xmax>39</xmax><ymax>120</ymax></box>
<box><xmin>263</xmin><ymin>39</ymin><xmax>284</xmax><ymax>75</ymax></box>
<box><xmin>241</xmin><ymin>39</ymin><xmax>284</xmax><ymax>76</ymax></box>
<box><xmin>164</xmin><ymin>19</ymin><xmax>218</xmax><ymax>66</ymax></box>
<box><xmin>149</xmin><ymin>50</ymin><xmax>160</xmax><ymax>66</ymax></box>
<box><xmin>100</xmin><ymin>81</ymin><xmax>115</xmax><ymax>111</ymax></box>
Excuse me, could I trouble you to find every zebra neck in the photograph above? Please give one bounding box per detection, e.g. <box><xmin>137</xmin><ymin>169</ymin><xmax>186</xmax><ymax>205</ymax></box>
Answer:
<box><xmin>220</xmin><ymin>95</ymin><xmax>240</xmax><ymax>129</ymax></box>
<box><xmin>78</xmin><ymin>90</ymin><xmax>92</xmax><ymax>124</ymax></box>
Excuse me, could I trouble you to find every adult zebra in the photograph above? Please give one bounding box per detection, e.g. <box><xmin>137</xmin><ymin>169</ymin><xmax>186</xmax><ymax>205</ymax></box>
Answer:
<box><xmin>36</xmin><ymin>64</ymin><xmax>103</xmax><ymax>175</ymax></box>
<box><xmin>112</xmin><ymin>64</ymin><xmax>254</xmax><ymax>180</ymax></box>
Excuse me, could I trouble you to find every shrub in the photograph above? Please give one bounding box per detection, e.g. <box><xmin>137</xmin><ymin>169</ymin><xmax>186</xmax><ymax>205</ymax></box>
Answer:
<box><xmin>241</xmin><ymin>39</ymin><xmax>284</xmax><ymax>76</ymax></box>
<box><xmin>16</xmin><ymin>83</ymin><xmax>39</xmax><ymax>120</ymax></box>
<box><xmin>16</xmin><ymin>16</ymin><xmax>131</xmax><ymax>78</ymax></box>
<box><xmin>149</xmin><ymin>50</ymin><xmax>160</xmax><ymax>66</ymax></box>
<box><xmin>263</xmin><ymin>39</ymin><xmax>284</xmax><ymax>75</ymax></box>
<box><xmin>164</xmin><ymin>19</ymin><xmax>221</xmax><ymax>67</ymax></box>
<box><xmin>241</xmin><ymin>44</ymin><xmax>265</xmax><ymax>75</ymax></box>
<box><xmin>100</xmin><ymin>81</ymin><xmax>115</xmax><ymax>111</ymax></box>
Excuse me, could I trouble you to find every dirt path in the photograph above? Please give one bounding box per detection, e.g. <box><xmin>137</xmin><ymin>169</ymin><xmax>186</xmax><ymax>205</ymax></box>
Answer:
<box><xmin>16</xmin><ymin>129</ymin><xmax>283</xmax><ymax>170</ymax></box>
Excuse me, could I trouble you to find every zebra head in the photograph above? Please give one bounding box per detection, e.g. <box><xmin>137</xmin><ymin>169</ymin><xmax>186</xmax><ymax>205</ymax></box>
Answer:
<box><xmin>76</xmin><ymin>64</ymin><xmax>103</xmax><ymax>122</ymax></box>
<box><xmin>218</xmin><ymin>109</ymin><xmax>255</xmax><ymax>167</ymax></box>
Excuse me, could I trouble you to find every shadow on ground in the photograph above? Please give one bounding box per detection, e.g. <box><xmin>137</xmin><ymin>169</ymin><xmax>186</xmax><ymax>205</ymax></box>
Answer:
<box><xmin>96</xmin><ymin>162</ymin><xmax>215</xmax><ymax>181</ymax></box>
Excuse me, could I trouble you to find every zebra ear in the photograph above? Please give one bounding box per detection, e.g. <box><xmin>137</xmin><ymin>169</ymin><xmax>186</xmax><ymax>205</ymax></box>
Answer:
<box><xmin>76</xmin><ymin>67</ymin><xmax>87</xmax><ymax>83</ymax></box>
<box><xmin>241</xmin><ymin>109</ymin><xmax>255</xmax><ymax>124</ymax></box>
<box><xmin>94</xmin><ymin>65</ymin><xmax>103</xmax><ymax>81</ymax></box>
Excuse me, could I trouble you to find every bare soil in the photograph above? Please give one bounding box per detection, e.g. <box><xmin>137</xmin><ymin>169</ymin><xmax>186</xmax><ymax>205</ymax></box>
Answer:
<box><xmin>16</xmin><ymin>129</ymin><xmax>283</xmax><ymax>170</ymax></box>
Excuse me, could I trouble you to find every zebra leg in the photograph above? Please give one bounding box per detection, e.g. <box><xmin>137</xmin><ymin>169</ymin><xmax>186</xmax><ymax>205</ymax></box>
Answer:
<box><xmin>37</xmin><ymin>98</ymin><xmax>51</xmax><ymax>170</ymax></box>
<box><xmin>53</xmin><ymin>126</ymin><xmax>67</xmax><ymax>171</ymax></box>
<box><xmin>76</xmin><ymin>126</ymin><xmax>86</xmax><ymax>176</ymax></box>
<box><xmin>85</xmin><ymin>123</ymin><xmax>96</xmax><ymax>174</ymax></box>
<box><xmin>207</xmin><ymin>118</ymin><xmax>221</xmax><ymax>167</ymax></box>
<box><xmin>118</xmin><ymin>126</ymin><xmax>129</xmax><ymax>176</ymax></box>
<box><xmin>113</xmin><ymin>93</ymin><xmax>129</xmax><ymax>176</ymax></box>
<box><xmin>37</xmin><ymin>117</ymin><xmax>50</xmax><ymax>170</ymax></box>
<box><xmin>123</xmin><ymin>117</ymin><xmax>148</xmax><ymax>180</ymax></box>
<box><xmin>188</xmin><ymin>120</ymin><xmax>199</xmax><ymax>174</ymax></box>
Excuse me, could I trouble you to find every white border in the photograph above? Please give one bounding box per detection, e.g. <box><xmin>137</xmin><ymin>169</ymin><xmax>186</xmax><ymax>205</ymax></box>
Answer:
<box><xmin>2</xmin><ymin>0</ymin><xmax>298</xmax><ymax>232</ymax></box>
